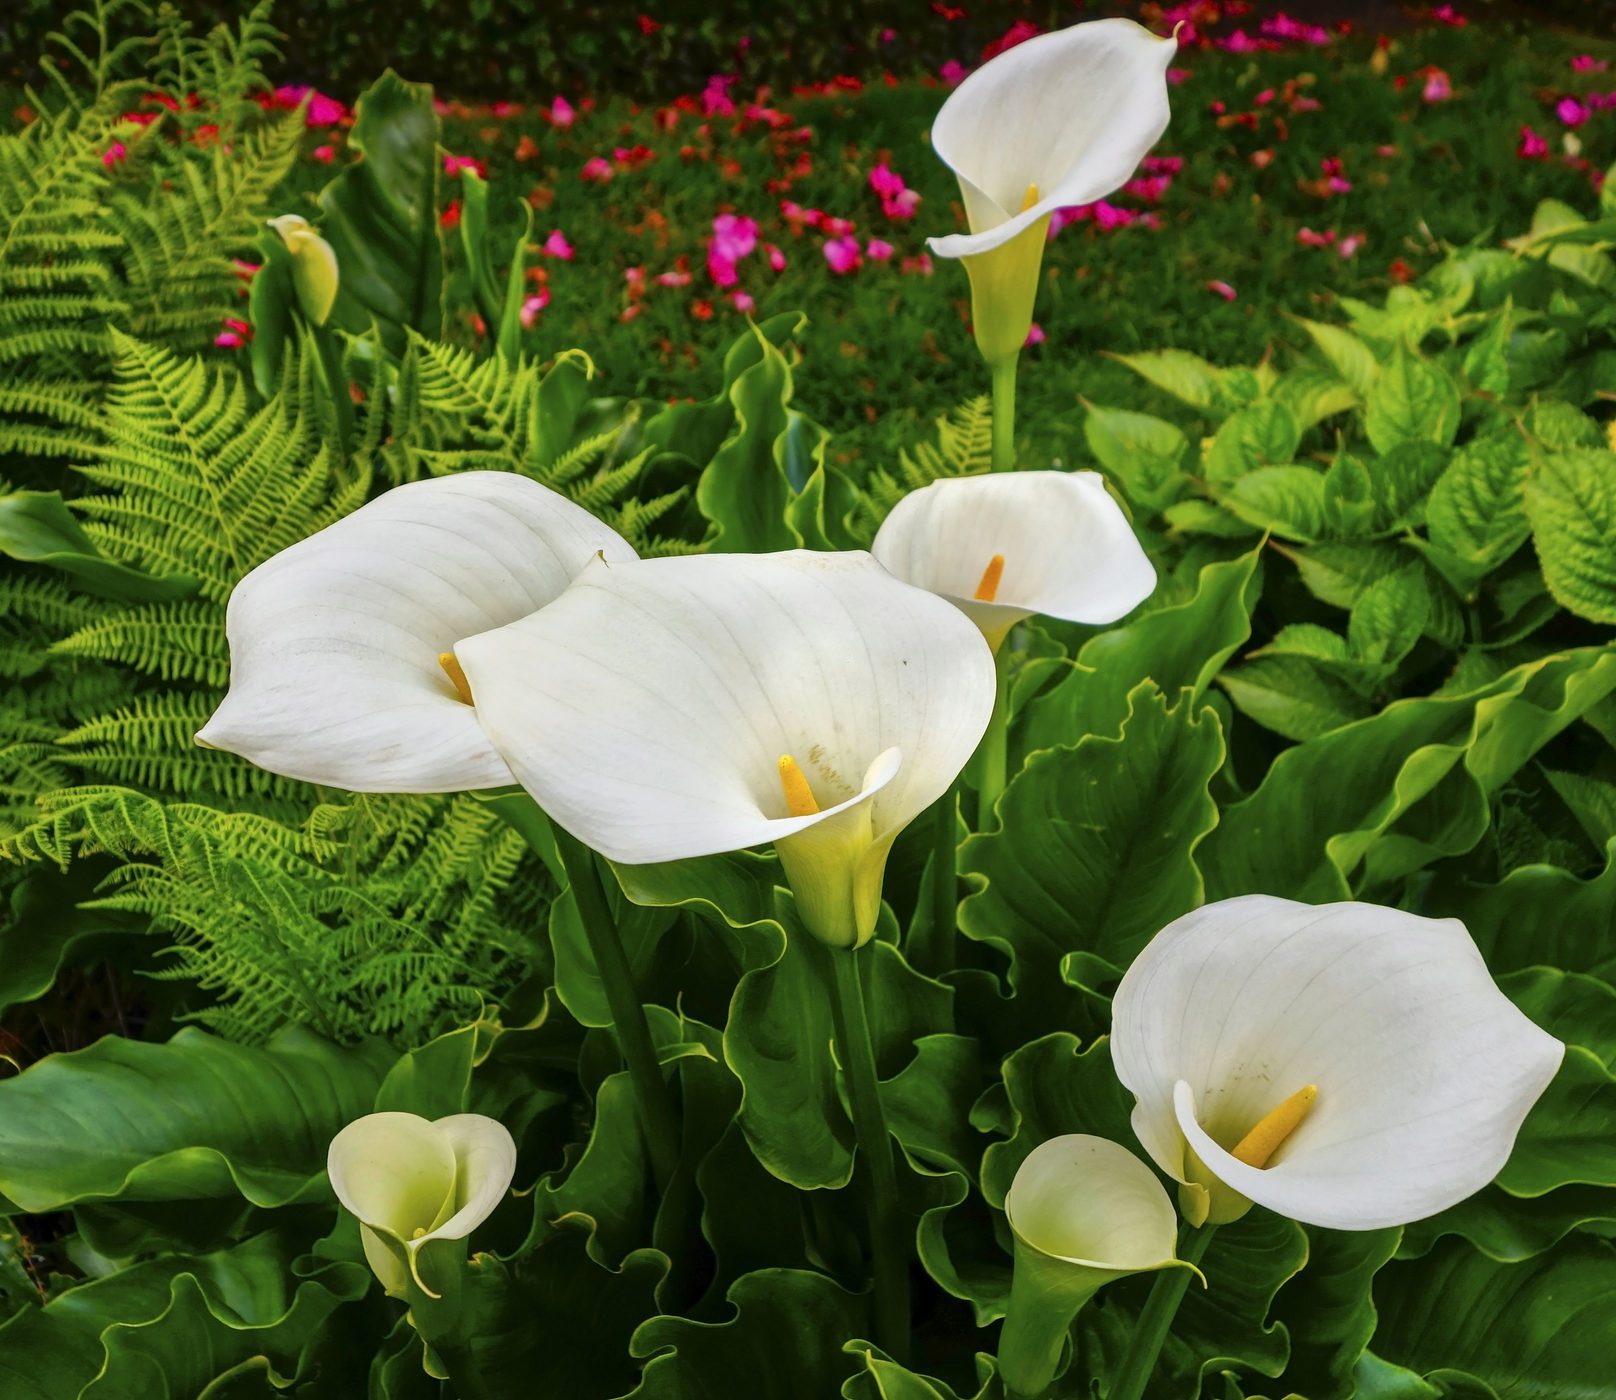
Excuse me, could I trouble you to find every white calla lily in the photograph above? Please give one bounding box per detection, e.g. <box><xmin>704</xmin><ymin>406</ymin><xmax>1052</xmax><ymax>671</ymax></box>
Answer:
<box><xmin>999</xmin><ymin>1134</ymin><xmax>1192</xmax><ymax>1395</ymax></box>
<box><xmin>870</xmin><ymin>470</ymin><xmax>1156</xmax><ymax>649</ymax></box>
<box><xmin>197</xmin><ymin>472</ymin><xmax>635</xmax><ymax>793</ymax></box>
<box><xmin>328</xmin><ymin>1111</ymin><xmax>517</xmax><ymax>1299</ymax></box>
<box><xmin>927</xmin><ymin>18</ymin><xmax>1178</xmax><ymax>365</ymax></box>
<box><xmin>455</xmin><ymin>550</ymin><xmax>996</xmax><ymax>949</ymax></box>
<box><xmin>1111</xmin><ymin>896</ymin><xmax>1564</xmax><ymax>1231</ymax></box>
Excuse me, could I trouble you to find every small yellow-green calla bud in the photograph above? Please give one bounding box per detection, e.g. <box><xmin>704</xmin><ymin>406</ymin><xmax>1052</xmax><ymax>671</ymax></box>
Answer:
<box><xmin>267</xmin><ymin>213</ymin><xmax>339</xmax><ymax>326</ymax></box>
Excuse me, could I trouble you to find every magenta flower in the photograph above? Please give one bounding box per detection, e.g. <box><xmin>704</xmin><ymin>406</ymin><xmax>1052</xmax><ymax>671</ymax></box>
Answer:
<box><xmin>712</xmin><ymin>213</ymin><xmax>759</xmax><ymax>260</ymax></box>
<box><xmin>102</xmin><ymin>140</ymin><xmax>128</xmax><ymax>167</ymax></box>
<box><xmin>1557</xmin><ymin>97</ymin><xmax>1592</xmax><ymax>127</ymax></box>
<box><xmin>1517</xmin><ymin>125</ymin><xmax>1549</xmax><ymax>159</ymax></box>
<box><xmin>702</xmin><ymin>74</ymin><xmax>737</xmax><ymax>117</ymax></box>
<box><xmin>765</xmin><ymin>243</ymin><xmax>787</xmax><ymax>272</ymax></box>
<box><xmin>1024</xmin><ymin>321</ymin><xmax>1047</xmax><ymax>344</ymax></box>
<box><xmin>543</xmin><ymin>230</ymin><xmax>575</xmax><ymax>261</ymax></box>
<box><xmin>729</xmin><ymin>290</ymin><xmax>756</xmax><ymax>313</ymax></box>
<box><xmin>823</xmin><ymin>235</ymin><xmax>862</xmax><ymax>274</ymax></box>
<box><xmin>1422</xmin><ymin>70</ymin><xmax>1453</xmax><ymax>103</ymax></box>
<box><xmin>870</xmin><ymin>163</ymin><xmax>921</xmax><ymax>220</ymax></box>
<box><xmin>1205</xmin><ymin>280</ymin><xmax>1236</xmax><ymax>301</ymax></box>
<box><xmin>940</xmin><ymin>60</ymin><xmax>968</xmax><ymax>86</ymax></box>
<box><xmin>274</xmin><ymin>86</ymin><xmax>349</xmax><ymax>126</ymax></box>
<box><xmin>444</xmin><ymin>153</ymin><xmax>486</xmax><ymax>178</ymax></box>
<box><xmin>581</xmin><ymin>156</ymin><xmax>614</xmax><ymax>182</ymax></box>
<box><xmin>1337</xmin><ymin>233</ymin><xmax>1365</xmax><ymax>260</ymax></box>
<box><xmin>1297</xmin><ymin>226</ymin><xmax>1336</xmax><ymax>249</ymax></box>
<box><xmin>1571</xmin><ymin>56</ymin><xmax>1608</xmax><ymax>74</ymax></box>
<box><xmin>866</xmin><ymin>237</ymin><xmax>895</xmax><ymax>261</ymax></box>
<box><xmin>550</xmin><ymin>95</ymin><xmax>575</xmax><ymax>128</ymax></box>
<box><xmin>311</xmin><ymin>144</ymin><xmax>336</xmax><ymax>163</ymax></box>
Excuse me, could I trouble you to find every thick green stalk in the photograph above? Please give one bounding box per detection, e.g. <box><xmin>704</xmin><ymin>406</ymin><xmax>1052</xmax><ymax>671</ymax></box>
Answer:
<box><xmin>1108</xmin><ymin>1225</ymin><xmax>1217</xmax><ymax>1400</ymax></box>
<box><xmin>820</xmin><ymin>942</ymin><xmax>910</xmax><ymax>1362</ymax></box>
<box><xmin>976</xmin><ymin>648</ymin><xmax>1012</xmax><ymax>829</ymax></box>
<box><xmin>990</xmin><ymin>355</ymin><xmax>1019</xmax><ymax>472</ymax></box>
<box><xmin>311</xmin><ymin>324</ymin><xmax>354</xmax><ymax>465</ymax></box>
<box><xmin>550</xmin><ymin>826</ymin><xmax>682</xmax><ymax>1193</ymax></box>
<box><xmin>912</xmin><ymin>785</ymin><xmax>958</xmax><ymax>973</ymax></box>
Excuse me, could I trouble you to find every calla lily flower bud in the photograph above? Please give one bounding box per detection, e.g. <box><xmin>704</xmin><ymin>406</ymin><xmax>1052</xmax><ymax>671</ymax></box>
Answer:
<box><xmin>328</xmin><ymin>1111</ymin><xmax>516</xmax><ymax>1303</ymax></box>
<box><xmin>267</xmin><ymin>213</ymin><xmax>340</xmax><ymax>326</ymax></box>
<box><xmin>870</xmin><ymin>470</ymin><xmax>1156</xmax><ymax>651</ymax></box>
<box><xmin>927</xmin><ymin>19</ymin><xmax>1178</xmax><ymax>366</ymax></box>
<box><xmin>999</xmin><ymin>1134</ymin><xmax>1195</xmax><ymax>1397</ymax></box>
<box><xmin>1112</xmin><ymin>897</ymin><xmax>1564</xmax><ymax>1229</ymax></box>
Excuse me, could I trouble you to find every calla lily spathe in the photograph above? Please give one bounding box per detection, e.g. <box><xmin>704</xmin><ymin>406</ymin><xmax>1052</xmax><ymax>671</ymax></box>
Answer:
<box><xmin>870</xmin><ymin>470</ymin><xmax>1157</xmax><ymax>649</ymax></box>
<box><xmin>196</xmin><ymin>471</ymin><xmax>635</xmax><ymax>792</ymax></box>
<box><xmin>1111</xmin><ymin>896</ymin><xmax>1564</xmax><ymax>1231</ymax></box>
<box><xmin>927</xmin><ymin>19</ymin><xmax>1178</xmax><ymax>364</ymax></box>
<box><xmin>454</xmin><ymin>550</ymin><xmax>996</xmax><ymax>948</ymax></box>
<box><xmin>328</xmin><ymin>1111</ymin><xmax>516</xmax><ymax>1299</ymax></box>
<box><xmin>999</xmin><ymin>1134</ymin><xmax>1193</xmax><ymax>1395</ymax></box>
<box><xmin>267</xmin><ymin>213</ymin><xmax>340</xmax><ymax>326</ymax></box>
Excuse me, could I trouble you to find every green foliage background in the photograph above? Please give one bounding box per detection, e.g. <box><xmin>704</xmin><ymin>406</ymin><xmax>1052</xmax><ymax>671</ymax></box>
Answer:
<box><xmin>2</xmin><ymin>3</ymin><xmax>1616</xmax><ymax>1398</ymax></box>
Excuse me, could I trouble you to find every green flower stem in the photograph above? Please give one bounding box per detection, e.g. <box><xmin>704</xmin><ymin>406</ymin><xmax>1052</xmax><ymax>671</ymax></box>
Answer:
<box><xmin>912</xmin><ymin>785</ymin><xmax>958</xmax><ymax>973</ymax></box>
<box><xmin>990</xmin><ymin>355</ymin><xmax>1019</xmax><ymax>472</ymax></box>
<box><xmin>433</xmin><ymin>1339</ymin><xmax>492</xmax><ymax>1400</ymax></box>
<box><xmin>976</xmin><ymin>647</ymin><xmax>1012</xmax><ymax>829</ymax></box>
<box><xmin>550</xmin><ymin>825</ymin><xmax>682</xmax><ymax>1194</ymax></box>
<box><xmin>1108</xmin><ymin>1224</ymin><xmax>1217</xmax><ymax>1400</ymax></box>
<box><xmin>818</xmin><ymin>940</ymin><xmax>910</xmax><ymax>1363</ymax></box>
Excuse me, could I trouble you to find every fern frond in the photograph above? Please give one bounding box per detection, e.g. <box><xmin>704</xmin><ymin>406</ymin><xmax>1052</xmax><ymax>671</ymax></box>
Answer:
<box><xmin>854</xmin><ymin>394</ymin><xmax>992</xmax><ymax>538</ymax></box>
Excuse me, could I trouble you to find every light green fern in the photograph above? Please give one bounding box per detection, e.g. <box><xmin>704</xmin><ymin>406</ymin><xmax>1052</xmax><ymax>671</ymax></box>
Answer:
<box><xmin>853</xmin><ymin>394</ymin><xmax>992</xmax><ymax>538</ymax></box>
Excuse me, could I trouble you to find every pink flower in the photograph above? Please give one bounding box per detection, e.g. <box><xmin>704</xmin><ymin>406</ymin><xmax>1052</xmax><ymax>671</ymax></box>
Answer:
<box><xmin>1571</xmin><ymin>56</ymin><xmax>1608</xmax><ymax>74</ymax></box>
<box><xmin>702</xmin><ymin>74</ymin><xmax>737</xmax><ymax>117</ymax></box>
<box><xmin>1024</xmin><ymin>322</ymin><xmax>1047</xmax><ymax>345</ymax></box>
<box><xmin>1143</xmin><ymin>156</ymin><xmax>1183</xmax><ymax>176</ymax></box>
<box><xmin>102</xmin><ymin>140</ymin><xmax>128</xmax><ymax>167</ymax></box>
<box><xmin>444</xmin><ymin>153</ymin><xmax>486</xmax><ymax>178</ymax></box>
<box><xmin>232</xmin><ymin>259</ymin><xmax>260</xmax><ymax>281</ymax></box>
<box><xmin>1557</xmin><ymin>97</ymin><xmax>1591</xmax><ymax>127</ymax></box>
<box><xmin>1167</xmin><ymin>67</ymin><xmax>1192</xmax><ymax>85</ymax></box>
<box><xmin>982</xmin><ymin>20</ymin><xmax>1041</xmax><ymax>61</ymax></box>
<box><xmin>1431</xmin><ymin>4</ymin><xmax>1466</xmax><ymax>24</ymax></box>
<box><xmin>870</xmin><ymin>163</ymin><xmax>922</xmax><ymax>221</ymax></box>
<box><xmin>550</xmin><ymin>95</ymin><xmax>575</xmax><ymax>128</ymax></box>
<box><xmin>1261</xmin><ymin>14</ymin><xmax>1332</xmax><ymax>45</ymax></box>
<box><xmin>940</xmin><ymin>60</ymin><xmax>968</xmax><ymax>86</ymax></box>
<box><xmin>900</xmin><ymin>252</ymin><xmax>934</xmax><ymax>276</ymax></box>
<box><xmin>520</xmin><ymin>290</ymin><xmax>549</xmax><ymax>329</ymax></box>
<box><xmin>729</xmin><ymin>290</ymin><xmax>756</xmax><ymax>313</ymax></box>
<box><xmin>869</xmin><ymin>163</ymin><xmax>906</xmax><ymax>199</ymax></box>
<box><xmin>712</xmin><ymin>213</ymin><xmax>759</xmax><ymax>261</ymax></box>
<box><xmin>273</xmin><ymin>86</ymin><xmax>349</xmax><ymax>126</ymax></box>
<box><xmin>865</xmin><ymin>237</ymin><xmax>895</xmax><ymax>261</ymax></box>
<box><xmin>543</xmin><ymin>230</ymin><xmax>575</xmax><ymax>260</ymax></box>
<box><xmin>1297</xmin><ymin>226</ymin><xmax>1337</xmax><ymax>248</ymax></box>
<box><xmin>707</xmin><ymin>250</ymin><xmax>739</xmax><ymax>287</ymax></box>
<box><xmin>1422</xmin><ymin>70</ymin><xmax>1453</xmax><ymax>103</ymax></box>
<box><xmin>1205</xmin><ymin>280</ymin><xmax>1237</xmax><ymax>301</ymax></box>
<box><xmin>1517</xmin><ymin>125</ymin><xmax>1549</xmax><ymax>159</ymax></box>
<box><xmin>820</xmin><ymin>214</ymin><xmax>856</xmax><ymax>238</ymax></box>
<box><xmin>581</xmin><ymin>156</ymin><xmax>614</xmax><ymax>182</ymax></box>
<box><xmin>656</xmin><ymin>267</ymin><xmax>692</xmax><ymax>288</ymax></box>
<box><xmin>823</xmin><ymin>235</ymin><xmax>862</xmax><ymax>274</ymax></box>
<box><xmin>765</xmin><ymin>243</ymin><xmax>787</xmax><ymax>272</ymax></box>
<box><xmin>215</xmin><ymin>330</ymin><xmax>245</xmax><ymax>349</ymax></box>
<box><xmin>1336</xmin><ymin>234</ymin><xmax>1365</xmax><ymax>260</ymax></box>
<box><xmin>1124</xmin><ymin>175</ymin><xmax>1173</xmax><ymax>202</ymax></box>
<box><xmin>311</xmin><ymin>144</ymin><xmax>336</xmax><ymax>163</ymax></box>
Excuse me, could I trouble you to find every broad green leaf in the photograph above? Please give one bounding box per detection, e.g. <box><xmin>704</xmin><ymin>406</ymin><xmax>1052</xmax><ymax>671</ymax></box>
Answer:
<box><xmin>1271</xmin><ymin>368</ymin><xmax>1358</xmax><ymax>431</ymax></box>
<box><xmin>1398</xmin><ymin>1183</ymin><xmax>1616</xmax><ymax>1263</ymax></box>
<box><xmin>0</xmin><ymin>1233</ymin><xmax>367</xmax><ymax>1400</ymax></box>
<box><xmin>1265</xmin><ymin>1227</ymin><xmax>1402</xmax><ymax>1400</ymax></box>
<box><xmin>0</xmin><ymin>1027</ymin><xmax>393</xmax><ymax>1214</ymax></box>
<box><xmin>1321</xmin><ymin>452</ymin><xmax>1375</xmax><ymax>537</ymax></box>
<box><xmin>1459</xmin><ymin>302</ymin><xmax>1512</xmax><ymax>395</ymax></box>
<box><xmin>961</xmin><ymin>686</ymin><xmax>1221</xmax><ymax>1016</ymax></box>
<box><xmin>1423</xmin><ymin>430</ymin><xmax>1530</xmax><ymax>595</ymax></box>
<box><xmin>1371</xmin><ymin>1238</ymin><xmax>1616</xmax><ymax>1394</ymax></box>
<box><xmin>1294</xmin><ymin>317</ymin><xmax>1380</xmax><ymax>397</ymax></box>
<box><xmin>1219</xmin><ymin>466</ymin><xmax>1327</xmax><ymax>541</ymax></box>
<box><xmin>1346</xmin><ymin>568</ymin><xmax>1427</xmax><ymax>669</ymax></box>
<box><xmin>1364</xmin><ymin>343</ymin><xmax>1460</xmax><ymax>455</ymax></box>
<box><xmin>841</xmin><ymin>1342</ymin><xmax>991</xmax><ymax>1400</ymax></box>
<box><xmin>0</xmin><ymin>491</ymin><xmax>196</xmax><ymax>601</ymax></box>
<box><xmin>1544</xmin><ymin>768</ymin><xmax>1616</xmax><ymax>850</ymax></box>
<box><xmin>1526</xmin><ymin>449</ymin><xmax>1616</xmax><ymax>623</ymax></box>
<box><xmin>1082</xmin><ymin>402</ymin><xmax>1190</xmax><ymax>511</ymax></box>
<box><xmin>1524</xmin><ymin>398</ymin><xmax>1605</xmax><ymax>450</ymax></box>
<box><xmin>1020</xmin><ymin>548</ymin><xmax>1262</xmax><ymax>752</ymax></box>
<box><xmin>1369</xmin><ymin>441</ymin><xmax>1449</xmax><ymax>531</ymax></box>
<box><xmin>627</xmin><ymin>1269</ymin><xmax>865</xmax><ymax>1399</ymax></box>
<box><xmin>1217</xmin><ymin>655</ymin><xmax>1371</xmax><ymax>741</ymax></box>
<box><xmin>319</xmin><ymin>71</ymin><xmax>444</xmax><ymax>353</ymax></box>
<box><xmin>0</xmin><ymin>869</ymin><xmax>141</xmax><ymax>1018</ymax></box>
<box><xmin>1204</xmin><ymin>402</ymin><xmax>1301</xmax><ymax>487</ymax></box>
<box><xmin>1111</xmin><ymin>348</ymin><xmax>1230</xmax><ymax>415</ymax></box>
<box><xmin>1203</xmin><ymin>648</ymin><xmax>1616</xmax><ymax>901</ymax></box>
<box><xmin>461</xmin><ymin>1217</ymin><xmax>665</xmax><ymax>1400</ymax></box>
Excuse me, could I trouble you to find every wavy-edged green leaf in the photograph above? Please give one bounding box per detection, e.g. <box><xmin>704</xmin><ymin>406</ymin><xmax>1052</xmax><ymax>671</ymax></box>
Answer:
<box><xmin>1364</xmin><ymin>343</ymin><xmax>1460</xmax><ymax>455</ymax></box>
<box><xmin>1082</xmin><ymin>402</ymin><xmax>1190</xmax><ymax>512</ymax></box>
<box><xmin>0</xmin><ymin>491</ymin><xmax>196</xmax><ymax>601</ymax></box>
<box><xmin>0</xmin><ymin>1027</ymin><xmax>393</xmax><ymax>1213</ymax></box>
<box><xmin>961</xmin><ymin>685</ymin><xmax>1221</xmax><ymax>1017</ymax></box>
